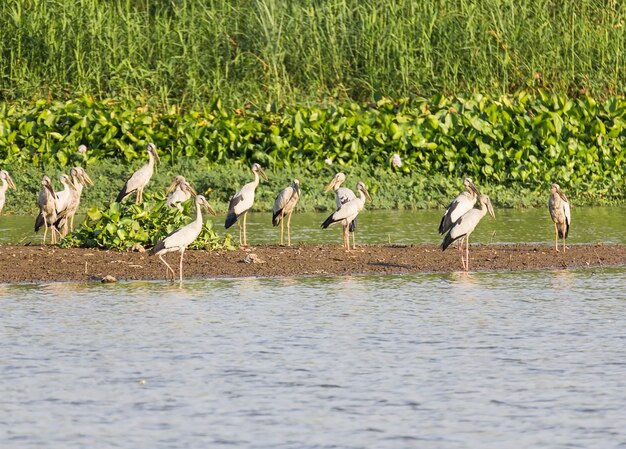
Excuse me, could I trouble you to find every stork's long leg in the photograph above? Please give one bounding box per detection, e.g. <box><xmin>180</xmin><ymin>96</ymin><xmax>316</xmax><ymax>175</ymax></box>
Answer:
<box><xmin>43</xmin><ymin>216</ymin><xmax>48</xmax><ymax>245</ymax></box>
<box><xmin>237</xmin><ymin>220</ymin><xmax>243</xmax><ymax>246</ymax></box>
<box><xmin>465</xmin><ymin>235</ymin><xmax>470</xmax><ymax>271</ymax></box>
<box><xmin>159</xmin><ymin>254</ymin><xmax>176</xmax><ymax>281</ymax></box>
<box><xmin>280</xmin><ymin>212</ymin><xmax>285</xmax><ymax>246</ymax></box>
<box><xmin>286</xmin><ymin>211</ymin><xmax>293</xmax><ymax>247</ymax></box>
<box><xmin>554</xmin><ymin>223</ymin><xmax>559</xmax><ymax>252</ymax></box>
<box><xmin>343</xmin><ymin>223</ymin><xmax>350</xmax><ymax>252</ymax></box>
<box><xmin>242</xmin><ymin>211</ymin><xmax>248</xmax><ymax>246</ymax></box>
<box><xmin>179</xmin><ymin>248</ymin><xmax>185</xmax><ymax>282</ymax></box>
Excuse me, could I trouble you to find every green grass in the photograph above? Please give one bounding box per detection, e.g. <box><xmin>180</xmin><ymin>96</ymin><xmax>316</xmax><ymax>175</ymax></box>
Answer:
<box><xmin>1</xmin><ymin>0</ymin><xmax>625</xmax><ymax>108</ymax></box>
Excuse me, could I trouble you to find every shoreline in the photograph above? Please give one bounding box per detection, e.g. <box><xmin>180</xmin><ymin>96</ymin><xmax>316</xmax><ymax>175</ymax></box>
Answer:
<box><xmin>1</xmin><ymin>243</ymin><xmax>625</xmax><ymax>283</ymax></box>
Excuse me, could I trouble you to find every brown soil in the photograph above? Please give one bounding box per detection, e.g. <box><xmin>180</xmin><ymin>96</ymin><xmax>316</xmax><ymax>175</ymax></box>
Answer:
<box><xmin>1</xmin><ymin>243</ymin><xmax>625</xmax><ymax>283</ymax></box>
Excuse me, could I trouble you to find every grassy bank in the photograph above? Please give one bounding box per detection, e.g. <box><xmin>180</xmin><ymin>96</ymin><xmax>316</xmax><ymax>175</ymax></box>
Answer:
<box><xmin>1</xmin><ymin>0</ymin><xmax>625</xmax><ymax>107</ymax></box>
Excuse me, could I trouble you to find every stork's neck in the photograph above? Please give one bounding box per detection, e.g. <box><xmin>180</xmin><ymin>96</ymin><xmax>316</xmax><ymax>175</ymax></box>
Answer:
<box><xmin>0</xmin><ymin>179</ymin><xmax>7</xmax><ymax>193</ymax></box>
<box><xmin>194</xmin><ymin>200</ymin><xmax>204</xmax><ymax>226</ymax></box>
<box><xmin>251</xmin><ymin>170</ymin><xmax>260</xmax><ymax>187</ymax></box>
<box><xmin>356</xmin><ymin>190</ymin><xmax>367</xmax><ymax>209</ymax></box>
<box><xmin>478</xmin><ymin>202</ymin><xmax>489</xmax><ymax>218</ymax></box>
<box><xmin>147</xmin><ymin>151</ymin><xmax>156</xmax><ymax>168</ymax></box>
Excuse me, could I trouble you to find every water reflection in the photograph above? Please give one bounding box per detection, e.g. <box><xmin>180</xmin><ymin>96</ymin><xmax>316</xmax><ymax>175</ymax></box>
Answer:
<box><xmin>2</xmin><ymin>207</ymin><xmax>626</xmax><ymax>245</ymax></box>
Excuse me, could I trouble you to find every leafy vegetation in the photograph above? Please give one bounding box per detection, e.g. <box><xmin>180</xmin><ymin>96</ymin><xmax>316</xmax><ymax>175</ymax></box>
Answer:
<box><xmin>1</xmin><ymin>92</ymin><xmax>625</xmax><ymax>212</ymax></box>
<box><xmin>1</xmin><ymin>0</ymin><xmax>625</xmax><ymax>107</ymax></box>
<box><xmin>61</xmin><ymin>193</ymin><xmax>234</xmax><ymax>251</ymax></box>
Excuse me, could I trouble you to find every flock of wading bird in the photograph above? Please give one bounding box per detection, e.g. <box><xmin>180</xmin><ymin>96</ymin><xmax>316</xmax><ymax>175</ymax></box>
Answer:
<box><xmin>0</xmin><ymin>143</ymin><xmax>572</xmax><ymax>280</ymax></box>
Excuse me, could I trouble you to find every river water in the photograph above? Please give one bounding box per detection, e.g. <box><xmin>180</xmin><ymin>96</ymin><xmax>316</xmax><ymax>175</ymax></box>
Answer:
<box><xmin>1</xmin><ymin>207</ymin><xmax>626</xmax><ymax>245</ymax></box>
<box><xmin>2</xmin><ymin>270</ymin><xmax>626</xmax><ymax>448</ymax></box>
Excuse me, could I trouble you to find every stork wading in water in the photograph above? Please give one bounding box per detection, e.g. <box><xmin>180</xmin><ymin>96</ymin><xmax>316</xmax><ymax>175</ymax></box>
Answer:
<box><xmin>35</xmin><ymin>176</ymin><xmax>59</xmax><ymax>245</ymax></box>
<box><xmin>0</xmin><ymin>170</ymin><xmax>16</xmax><ymax>214</ymax></box>
<box><xmin>116</xmin><ymin>143</ymin><xmax>160</xmax><ymax>204</ymax></box>
<box><xmin>55</xmin><ymin>167</ymin><xmax>94</xmax><ymax>235</ymax></box>
<box><xmin>321</xmin><ymin>181</ymin><xmax>371</xmax><ymax>252</ymax></box>
<box><xmin>272</xmin><ymin>179</ymin><xmax>300</xmax><ymax>246</ymax></box>
<box><xmin>150</xmin><ymin>194</ymin><xmax>216</xmax><ymax>282</ymax></box>
<box><xmin>166</xmin><ymin>175</ymin><xmax>197</xmax><ymax>211</ymax></box>
<box><xmin>441</xmin><ymin>194</ymin><xmax>496</xmax><ymax>272</ymax></box>
<box><xmin>548</xmin><ymin>183</ymin><xmax>571</xmax><ymax>252</ymax></box>
<box><xmin>225</xmin><ymin>163</ymin><xmax>268</xmax><ymax>247</ymax></box>
<box><xmin>324</xmin><ymin>172</ymin><xmax>358</xmax><ymax>248</ymax></box>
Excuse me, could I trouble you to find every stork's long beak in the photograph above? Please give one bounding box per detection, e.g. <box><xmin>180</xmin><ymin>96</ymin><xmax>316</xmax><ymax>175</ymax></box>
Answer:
<box><xmin>203</xmin><ymin>200</ymin><xmax>217</xmax><ymax>216</ymax></box>
<box><xmin>80</xmin><ymin>171</ymin><xmax>94</xmax><ymax>186</ymax></box>
<box><xmin>558</xmin><ymin>190</ymin><xmax>568</xmax><ymax>203</ymax></box>
<box><xmin>487</xmin><ymin>201</ymin><xmax>496</xmax><ymax>220</ymax></box>
<box><xmin>45</xmin><ymin>180</ymin><xmax>56</xmax><ymax>197</ymax></box>
<box><xmin>363</xmin><ymin>187</ymin><xmax>372</xmax><ymax>202</ymax></box>
<box><xmin>186</xmin><ymin>183</ymin><xmax>198</xmax><ymax>197</ymax></box>
<box><xmin>324</xmin><ymin>178</ymin><xmax>337</xmax><ymax>193</ymax></box>
<box><xmin>7</xmin><ymin>173</ymin><xmax>16</xmax><ymax>190</ymax></box>
<box><xmin>258</xmin><ymin>167</ymin><xmax>268</xmax><ymax>181</ymax></box>
<box><xmin>165</xmin><ymin>179</ymin><xmax>178</xmax><ymax>194</ymax></box>
<box><xmin>468</xmin><ymin>179</ymin><xmax>480</xmax><ymax>196</ymax></box>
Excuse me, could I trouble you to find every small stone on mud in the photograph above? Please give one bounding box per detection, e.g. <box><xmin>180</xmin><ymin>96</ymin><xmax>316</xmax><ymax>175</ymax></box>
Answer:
<box><xmin>243</xmin><ymin>253</ymin><xmax>265</xmax><ymax>264</ymax></box>
<box><xmin>101</xmin><ymin>275</ymin><xmax>117</xmax><ymax>283</ymax></box>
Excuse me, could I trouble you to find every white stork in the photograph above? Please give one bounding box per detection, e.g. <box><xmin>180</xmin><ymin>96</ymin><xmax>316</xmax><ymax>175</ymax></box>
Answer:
<box><xmin>0</xmin><ymin>170</ymin><xmax>16</xmax><ymax>214</ymax></box>
<box><xmin>548</xmin><ymin>183</ymin><xmax>571</xmax><ymax>252</ymax></box>
<box><xmin>166</xmin><ymin>175</ymin><xmax>197</xmax><ymax>211</ymax></box>
<box><xmin>441</xmin><ymin>194</ymin><xmax>496</xmax><ymax>271</ymax></box>
<box><xmin>150</xmin><ymin>194</ymin><xmax>216</xmax><ymax>282</ymax></box>
<box><xmin>224</xmin><ymin>163</ymin><xmax>268</xmax><ymax>246</ymax></box>
<box><xmin>35</xmin><ymin>176</ymin><xmax>59</xmax><ymax>245</ymax></box>
<box><xmin>324</xmin><ymin>172</ymin><xmax>358</xmax><ymax>247</ymax></box>
<box><xmin>272</xmin><ymin>179</ymin><xmax>300</xmax><ymax>246</ymax></box>
<box><xmin>54</xmin><ymin>167</ymin><xmax>94</xmax><ymax>236</ymax></box>
<box><xmin>439</xmin><ymin>177</ymin><xmax>481</xmax><ymax>234</ymax></box>
<box><xmin>321</xmin><ymin>181</ymin><xmax>371</xmax><ymax>251</ymax></box>
<box><xmin>116</xmin><ymin>143</ymin><xmax>160</xmax><ymax>204</ymax></box>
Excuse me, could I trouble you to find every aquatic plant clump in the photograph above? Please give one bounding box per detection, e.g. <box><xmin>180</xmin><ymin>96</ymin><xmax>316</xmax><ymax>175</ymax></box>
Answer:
<box><xmin>62</xmin><ymin>194</ymin><xmax>234</xmax><ymax>251</ymax></box>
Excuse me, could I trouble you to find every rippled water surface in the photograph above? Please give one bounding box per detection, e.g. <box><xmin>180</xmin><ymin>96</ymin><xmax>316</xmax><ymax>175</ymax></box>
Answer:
<box><xmin>1</xmin><ymin>207</ymin><xmax>626</xmax><ymax>245</ymax></box>
<box><xmin>2</xmin><ymin>270</ymin><xmax>626</xmax><ymax>448</ymax></box>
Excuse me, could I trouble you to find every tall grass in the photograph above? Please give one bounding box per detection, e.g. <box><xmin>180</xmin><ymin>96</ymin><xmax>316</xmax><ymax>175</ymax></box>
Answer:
<box><xmin>0</xmin><ymin>0</ymin><xmax>625</xmax><ymax>108</ymax></box>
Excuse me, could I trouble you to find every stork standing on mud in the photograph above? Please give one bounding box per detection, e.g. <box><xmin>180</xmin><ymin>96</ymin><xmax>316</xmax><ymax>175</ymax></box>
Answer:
<box><xmin>321</xmin><ymin>181</ymin><xmax>371</xmax><ymax>251</ymax></box>
<box><xmin>325</xmin><ymin>172</ymin><xmax>358</xmax><ymax>248</ymax></box>
<box><xmin>0</xmin><ymin>170</ymin><xmax>16</xmax><ymax>214</ymax></box>
<box><xmin>548</xmin><ymin>183</ymin><xmax>571</xmax><ymax>252</ymax></box>
<box><xmin>116</xmin><ymin>143</ymin><xmax>160</xmax><ymax>204</ymax></box>
<box><xmin>439</xmin><ymin>178</ymin><xmax>481</xmax><ymax>235</ymax></box>
<box><xmin>225</xmin><ymin>163</ymin><xmax>268</xmax><ymax>247</ymax></box>
<box><xmin>272</xmin><ymin>179</ymin><xmax>300</xmax><ymax>246</ymax></box>
<box><xmin>35</xmin><ymin>176</ymin><xmax>58</xmax><ymax>245</ymax></box>
<box><xmin>150</xmin><ymin>194</ymin><xmax>216</xmax><ymax>282</ymax></box>
<box><xmin>441</xmin><ymin>194</ymin><xmax>496</xmax><ymax>272</ymax></box>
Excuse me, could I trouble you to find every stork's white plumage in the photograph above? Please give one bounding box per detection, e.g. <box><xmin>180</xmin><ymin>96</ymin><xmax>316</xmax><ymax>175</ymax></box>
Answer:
<box><xmin>55</xmin><ymin>167</ymin><xmax>94</xmax><ymax>236</ymax></box>
<box><xmin>54</xmin><ymin>174</ymin><xmax>76</xmax><ymax>215</ymax></box>
<box><xmin>150</xmin><ymin>194</ymin><xmax>216</xmax><ymax>282</ymax></box>
<box><xmin>225</xmin><ymin>163</ymin><xmax>268</xmax><ymax>246</ymax></box>
<box><xmin>166</xmin><ymin>175</ymin><xmax>197</xmax><ymax>211</ymax></box>
<box><xmin>35</xmin><ymin>176</ymin><xmax>59</xmax><ymax>245</ymax></box>
<box><xmin>441</xmin><ymin>194</ymin><xmax>496</xmax><ymax>271</ymax></box>
<box><xmin>0</xmin><ymin>170</ymin><xmax>16</xmax><ymax>214</ymax></box>
<box><xmin>548</xmin><ymin>183</ymin><xmax>571</xmax><ymax>252</ymax></box>
<box><xmin>116</xmin><ymin>143</ymin><xmax>160</xmax><ymax>204</ymax></box>
<box><xmin>324</xmin><ymin>172</ymin><xmax>358</xmax><ymax>246</ymax></box>
<box><xmin>272</xmin><ymin>179</ymin><xmax>300</xmax><ymax>246</ymax></box>
<box><xmin>321</xmin><ymin>181</ymin><xmax>371</xmax><ymax>251</ymax></box>
<box><xmin>439</xmin><ymin>178</ymin><xmax>481</xmax><ymax>235</ymax></box>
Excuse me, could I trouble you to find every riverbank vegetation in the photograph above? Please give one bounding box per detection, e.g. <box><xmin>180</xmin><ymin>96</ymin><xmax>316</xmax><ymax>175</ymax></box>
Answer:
<box><xmin>1</xmin><ymin>92</ymin><xmax>625</xmax><ymax>217</ymax></box>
